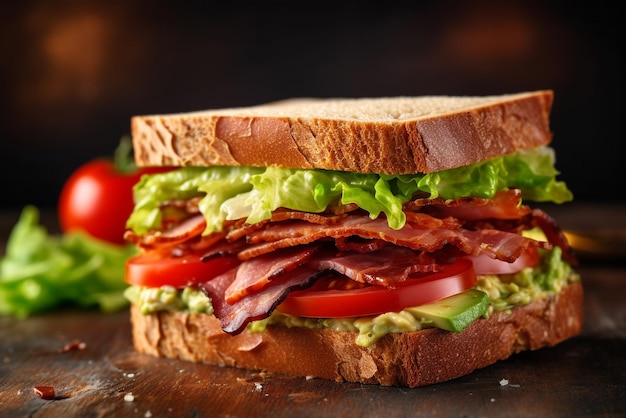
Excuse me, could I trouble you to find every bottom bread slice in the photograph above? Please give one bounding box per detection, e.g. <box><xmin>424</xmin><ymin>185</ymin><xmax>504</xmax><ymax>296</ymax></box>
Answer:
<box><xmin>129</xmin><ymin>281</ymin><xmax>583</xmax><ymax>387</ymax></box>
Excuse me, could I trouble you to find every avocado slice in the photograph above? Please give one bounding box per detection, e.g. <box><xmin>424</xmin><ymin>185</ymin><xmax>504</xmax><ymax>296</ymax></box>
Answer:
<box><xmin>407</xmin><ymin>289</ymin><xmax>489</xmax><ymax>332</ymax></box>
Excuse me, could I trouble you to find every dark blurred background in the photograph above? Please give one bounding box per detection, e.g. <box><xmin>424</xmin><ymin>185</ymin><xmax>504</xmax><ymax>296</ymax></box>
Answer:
<box><xmin>1</xmin><ymin>0</ymin><xmax>624</xmax><ymax>211</ymax></box>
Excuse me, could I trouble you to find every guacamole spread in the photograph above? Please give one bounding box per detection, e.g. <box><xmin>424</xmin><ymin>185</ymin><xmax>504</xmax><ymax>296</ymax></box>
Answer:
<box><xmin>124</xmin><ymin>247</ymin><xmax>579</xmax><ymax>347</ymax></box>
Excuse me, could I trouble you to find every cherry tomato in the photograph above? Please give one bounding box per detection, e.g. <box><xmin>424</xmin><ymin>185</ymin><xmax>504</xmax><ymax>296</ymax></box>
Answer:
<box><xmin>126</xmin><ymin>253</ymin><xmax>240</xmax><ymax>288</ymax></box>
<box><xmin>58</xmin><ymin>159</ymin><xmax>168</xmax><ymax>245</ymax></box>
<box><xmin>276</xmin><ymin>258</ymin><xmax>476</xmax><ymax>318</ymax></box>
<box><xmin>465</xmin><ymin>247</ymin><xmax>540</xmax><ymax>275</ymax></box>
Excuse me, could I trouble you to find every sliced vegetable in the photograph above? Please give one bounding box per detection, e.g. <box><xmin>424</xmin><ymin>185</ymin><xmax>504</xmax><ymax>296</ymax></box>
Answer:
<box><xmin>125</xmin><ymin>253</ymin><xmax>239</xmax><ymax>288</ymax></box>
<box><xmin>466</xmin><ymin>247</ymin><xmax>540</xmax><ymax>275</ymax></box>
<box><xmin>406</xmin><ymin>288</ymin><xmax>489</xmax><ymax>332</ymax></box>
<box><xmin>276</xmin><ymin>258</ymin><xmax>476</xmax><ymax>318</ymax></box>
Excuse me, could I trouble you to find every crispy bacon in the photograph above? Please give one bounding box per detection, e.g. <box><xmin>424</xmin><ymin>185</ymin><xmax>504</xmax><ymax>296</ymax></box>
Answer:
<box><xmin>311</xmin><ymin>246</ymin><xmax>442</xmax><ymax>287</ymax></box>
<box><xmin>225</xmin><ymin>210</ymin><xmax>349</xmax><ymax>242</ymax></box>
<box><xmin>408</xmin><ymin>189</ymin><xmax>531</xmax><ymax>220</ymax></box>
<box><xmin>125</xmin><ymin>214</ymin><xmax>207</xmax><ymax>249</ymax></box>
<box><xmin>201</xmin><ymin>238</ymin><xmax>249</xmax><ymax>261</ymax></box>
<box><xmin>224</xmin><ymin>245</ymin><xmax>318</xmax><ymax>304</ymax></box>
<box><xmin>202</xmin><ymin>244</ymin><xmax>447</xmax><ymax>333</ymax></box>
<box><xmin>202</xmin><ymin>264</ymin><xmax>321</xmax><ymax>334</ymax></box>
<box><xmin>238</xmin><ymin>216</ymin><xmax>550</xmax><ymax>262</ymax></box>
<box><xmin>335</xmin><ymin>237</ymin><xmax>388</xmax><ymax>253</ymax></box>
<box><xmin>160</xmin><ymin>196</ymin><xmax>202</xmax><ymax>213</ymax></box>
<box><xmin>532</xmin><ymin>208</ymin><xmax>578</xmax><ymax>265</ymax></box>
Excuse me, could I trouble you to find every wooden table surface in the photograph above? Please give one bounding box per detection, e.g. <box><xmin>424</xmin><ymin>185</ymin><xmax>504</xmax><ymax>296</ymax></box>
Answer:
<box><xmin>1</xmin><ymin>204</ymin><xmax>625</xmax><ymax>418</ymax></box>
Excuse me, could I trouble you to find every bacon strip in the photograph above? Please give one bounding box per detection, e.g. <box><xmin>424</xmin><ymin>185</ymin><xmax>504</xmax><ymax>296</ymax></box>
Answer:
<box><xmin>202</xmin><ymin>264</ymin><xmax>321</xmax><ymax>334</ymax></box>
<box><xmin>125</xmin><ymin>214</ymin><xmax>208</xmax><ymax>249</ymax></box>
<box><xmin>407</xmin><ymin>189</ymin><xmax>531</xmax><ymax>220</ymax></box>
<box><xmin>239</xmin><ymin>216</ymin><xmax>551</xmax><ymax>262</ymax></box>
<box><xmin>203</xmin><ymin>243</ymin><xmax>453</xmax><ymax>332</ymax></box>
<box><xmin>225</xmin><ymin>210</ymin><xmax>348</xmax><ymax>241</ymax></box>
<box><xmin>224</xmin><ymin>245</ymin><xmax>318</xmax><ymax>304</ymax></box>
<box><xmin>335</xmin><ymin>237</ymin><xmax>388</xmax><ymax>253</ymax></box>
<box><xmin>532</xmin><ymin>208</ymin><xmax>578</xmax><ymax>265</ymax></box>
<box><xmin>311</xmin><ymin>246</ymin><xmax>441</xmax><ymax>287</ymax></box>
<box><xmin>200</xmin><ymin>238</ymin><xmax>249</xmax><ymax>261</ymax></box>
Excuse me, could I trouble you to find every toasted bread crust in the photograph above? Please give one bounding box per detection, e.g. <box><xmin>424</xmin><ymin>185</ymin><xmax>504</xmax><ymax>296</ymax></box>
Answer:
<box><xmin>131</xmin><ymin>91</ymin><xmax>553</xmax><ymax>174</ymax></box>
<box><xmin>129</xmin><ymin>281</ymin><xmax>582</xmax><ymax>387</ymax></box>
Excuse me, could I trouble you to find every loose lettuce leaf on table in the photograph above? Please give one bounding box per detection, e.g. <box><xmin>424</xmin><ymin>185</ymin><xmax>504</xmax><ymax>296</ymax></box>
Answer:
<box><xmin>0</xmin><ymin>206</ymin><xmax>137</xmax><ymax>317</ymax></box>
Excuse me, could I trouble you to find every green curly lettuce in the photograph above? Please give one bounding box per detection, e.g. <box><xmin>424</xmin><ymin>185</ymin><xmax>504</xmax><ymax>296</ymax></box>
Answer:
<box><xmin>0</xmin><ymin>206</ymin><xmax>137</xmax><ymax>317</ymax></box>
<box><xmin>126</xmin><ymin>146</ymin><xmax>573</xmax><ymax>236</ymax></box>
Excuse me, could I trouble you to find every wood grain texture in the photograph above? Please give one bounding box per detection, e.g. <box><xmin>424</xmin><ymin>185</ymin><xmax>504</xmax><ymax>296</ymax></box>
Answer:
<box><xmin>1</xmin><ymin>265</ymin><xmax>624</xmax><ymax>418</ymax></box>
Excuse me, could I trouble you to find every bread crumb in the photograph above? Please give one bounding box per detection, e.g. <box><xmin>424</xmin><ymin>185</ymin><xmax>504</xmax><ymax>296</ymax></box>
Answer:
<box><xmin>124</xmin><ymin>393</ymin><xmax>135</xmax><ymax>402</ymax></box>
<box><xmin>144</xmin><ymin>410</ymin><xmax>152</xmax><ymax>417</ymax></box>
<box><xmin>254</xmin><ymin>382</ymin><xmax>263</xmax><ymax>392</ymax></box>
<box><xmin>499</xmin><ymin>378</ymin><xmax>509</xmax><ymax>386</ymax></box>
<box><xmin>59</xmin><ymin>339</ymin><xmax>86</xmax><ymax>352</ymax></box>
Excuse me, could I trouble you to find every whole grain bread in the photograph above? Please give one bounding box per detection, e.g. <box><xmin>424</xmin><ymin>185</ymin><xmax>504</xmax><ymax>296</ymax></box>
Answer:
<box><xmin>131</xmin><ymin>90</ymin><xmax>554</xmax><ymax>174</ymax></box>
<box><xmin>130</xmin><ymin>281</ymin><xmax>582</xmax><ymax>388</ymax></box>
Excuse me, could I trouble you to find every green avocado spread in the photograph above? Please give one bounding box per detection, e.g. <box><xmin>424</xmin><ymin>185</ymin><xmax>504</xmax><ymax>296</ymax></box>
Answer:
<box><xmin>124</xmin><ymin>246</ymin><xmax>579</xmax><ymax>347</ymax></box>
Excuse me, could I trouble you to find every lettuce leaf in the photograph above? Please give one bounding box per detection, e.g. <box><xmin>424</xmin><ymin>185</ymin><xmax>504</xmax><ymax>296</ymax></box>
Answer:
<box><xmin>126</xmin><ymin>146</ymin><xmax>572</xmax><ymax>235</ymax></box>
<box><xmin>126</xmin><ymin>166</ymin><xmax>264</xmax><ymax>235</ymax></box>
<box><xmin>0</xmin><ymin>206</ymin><xmax>137</xmax><ymax>317</ymax></box>
<box><xmin>396</xmin><ymin>147</ymin><xmax>573</xmax><ymax>202</ymax></box>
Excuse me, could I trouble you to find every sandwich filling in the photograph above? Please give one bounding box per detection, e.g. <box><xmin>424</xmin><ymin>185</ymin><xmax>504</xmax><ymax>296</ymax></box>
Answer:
<box><xmin>123</xmin><ymin>146</ymin><xmax>578</xmax><ymax>341</ymax></box>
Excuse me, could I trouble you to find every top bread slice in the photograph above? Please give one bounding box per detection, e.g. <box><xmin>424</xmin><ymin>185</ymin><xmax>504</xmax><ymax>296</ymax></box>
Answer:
<box><xmin>131</xmin><ymin>90</ymin><xmax>554</xmax><ymax>174</ymax></box>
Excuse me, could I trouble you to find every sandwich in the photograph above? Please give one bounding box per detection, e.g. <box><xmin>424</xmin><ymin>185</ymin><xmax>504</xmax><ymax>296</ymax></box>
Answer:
<box><xmin>122</xmin><ymin>90</ymin><xmax>582</xmax><ymax>387</ymax></box>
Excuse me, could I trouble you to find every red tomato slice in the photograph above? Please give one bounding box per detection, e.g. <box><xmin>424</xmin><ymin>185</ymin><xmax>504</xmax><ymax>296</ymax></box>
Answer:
<box><xmin>276</xmin><ymin>258</ymin><xmax>476</xmax><ymax>318</ymax></box>
<box><xmin>465</xmin><ymin>247</ymin><xmax>540</xmax><ymax>275</ymax></box>
<box><xmin>126</xmin><ymin>253</ymin><xmax>239</xmax><ymax>288</ymax></box>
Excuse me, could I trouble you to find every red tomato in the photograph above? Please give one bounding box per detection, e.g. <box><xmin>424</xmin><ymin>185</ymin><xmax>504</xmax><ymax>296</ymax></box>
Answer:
<box><xmin>276</xmin><ymin>258</ymin><xmax>476</xmax><ymax>318</ymax></box>
<box><xmin>58</xmin><ymin>159</ymin><xmax>168</xmax><ymax>245</ymax></box>
<box><xmin>126</xmin><ymin>253</ymin><xmax>240</xmax><ymax>288</ymax></box>
<box><xmin>465</xmin><ymin>247</ymin><xmax>540</xmax><ymax>275</ymax></box>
